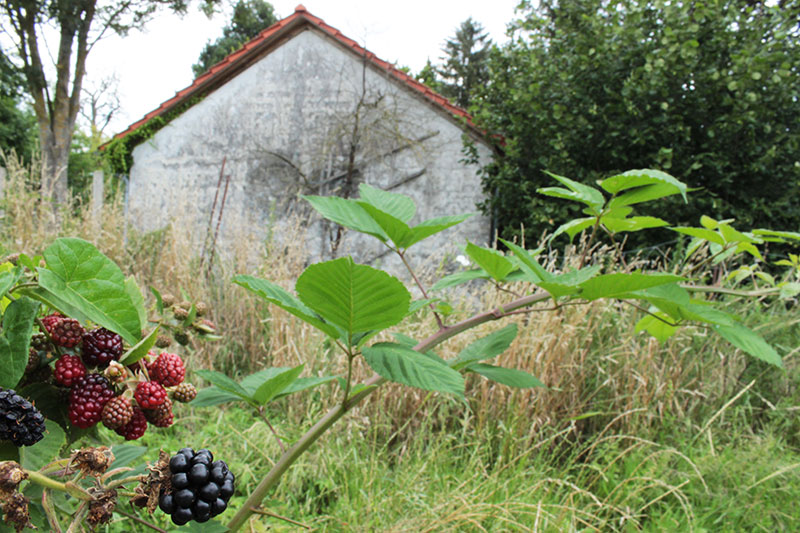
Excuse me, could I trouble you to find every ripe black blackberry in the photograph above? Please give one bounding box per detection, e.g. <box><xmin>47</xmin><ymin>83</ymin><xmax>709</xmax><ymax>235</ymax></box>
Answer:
<box><xmin>0</xmin><ymin>388</ymin><xmax>46</xmax><ymax>447</ymax></box>
<box><xmin>82</xmin><ymin>328</ymin><xmax>123</xmax><ymax>367</ymax></box>
<box><xmin>159</xmin><ymin>448</ymin><xmax>235</xmax><ymax>525</ymax></box>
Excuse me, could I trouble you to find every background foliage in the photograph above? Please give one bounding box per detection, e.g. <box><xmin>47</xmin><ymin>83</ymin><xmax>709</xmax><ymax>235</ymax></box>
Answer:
<box><xmin>471</xmin><ymin>0</ymin><xmax>800</xmax><ymax>244</ymax></box>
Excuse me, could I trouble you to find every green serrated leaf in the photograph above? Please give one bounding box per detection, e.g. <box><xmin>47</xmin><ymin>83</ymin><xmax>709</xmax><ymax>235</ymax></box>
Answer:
<box><xmin>150</xmin><ymin>287</ymin><xmax>164</xmax><ymax>315</ymax></box>
<box><xmin>252</xmin><ymin>365</ymin><xmax>304</xmax><ymax>405</ymax></box>
<box><xmin>608</xmin><ymin>183</ymin><xmax>685</xmax><ymax>208</ymax></box>
<box><xmin>119</xmin><ymin>326</ymin><xmax>160</xmax><ymax>366</ymax></box>
<box><xmin>578</xmin><ymin>273</ymin><xmax>684</xmax><ymax>301</ymax></box>
<box><xmin>601</xmin><ymin>216</ymin><xmax>670</xmax><ymax>233</ymax></box>
<box><xmin>190</xmin><ymin>387</ymin><xmax>244</xmax><ymax>408</ymax></box>
<box><xmin>431</xmin><ymin>269</ymin><xmax>489</xmax><ymax>291</ymax></box>
<box><xmin>600</xmin><ymin>169</ymin><xmax>688</xmax><ymax>202</ymax></box>
<box><xmin>700</xmin><ymin>215</ymin><xmax>718</xmax><ymax>230</ymax></box>
<box><xmin>0</xmin><ymin>267</ymin><xmax>22</xmax><ymax>302</ymax></box>
<box><xmin>19</xmin><ymin>420</ymin><xmax>65</xmax><ymax>471</ymax></box>
<box><xmin>196</xmin><ymin>370</ymin><xmax>251</xmax><ymax>401</ymax></box>
<box><xmin>357</xmin><ymin>202</ymin><xmax>413</xmax><ymax>249</ymax></box>
<box><xmin>182</xmin><ymin>303</ymin><xmax>197</xmax><ymax>328</ymax></box>
<box><xmin>552</xmin><ymin>217</ymin><xmax>595</xmax><ymax>242</ymax></box>
<box><xmin>671</xmin><ymin>227</ymin><xmax>725</xmax><ymax>246</ymax></box>
<box><xmin>358</xmin><ymin>183</ymin><xmax>416</xmax><ymax>222</ymax></box>
<box><xmin>37</xmin><ymin>238</ymin><xmax>141</xmax><ymax>344</ymax></box>
<box><xmin>0</xmin><ymin>297</ymin><xmax>39</xmax><ymax>389</ymax></box>
<box><xmin>718</xmin><ymin>223</ymin><xmax>757</xmax><ymax>244</ymax></box>
<box><xmin>537</xmin><ymin>265</ymin><xmax>602</xmax><ymax>298</ymax></box>
<box><xmin>402</xmin><ymin>214</ymin><xmax>474</xmax><ymax>249</ymax></box>
<box><xmin>635</xmin><ymin>313</ymin><xmax>678</xmax><ymax>343</ymax></box>
<box><xmin>464</xmin><ymin>242</ymin><xmax>514</xmax><ymax>282</ymax></box>
<box><xmin>362</xmin><ymin>342</ymin><xmax>464</xmax><ymax>397</ymax></box>
<box><xmin>752</xmin><ymin>229</ymin><xmax>800</xmax><ymax>241</ymax></box>
<box><xmin>302</xmin><ymin>195</ymin><xmax>388</xmax><ymax>241</ymax></box>
<box><xmin>275</xmin><ymin>376</ymin><xmax>337</xmax><ymax>399</ymax></box>
<box><xmin>714</xmin><ymin>323</ymin><xmax>782</xmax><ymax>367</ymax></box>
<box><xmin>125</xmin><ymin>276</ymin><xmax>147</xmax><ymax>332</ymax></box>
<box><xmin>466</xmin><ymin>363</ymin><xmax>545</xmax><ymax>388</ymax></box>
<box><xmin>499</xmin><ymin>239</ymin><xmax>550</xmax><ymax>282</ymax></box>
<box><xmin>233</xmin><ymin>275</ymin><xmax>340</xmax><ymax>339</ymax></box>
<box><xmin>540</xmin><ymin>171</ymin><xmax>606</xmax><ymax>208</ymax></box>
<box><xmin>451</xmin><ymin>324</ymin><xmax>518</xmax><ymax>370</ymax></box>
<box><xmin>295</xmin><ymin>257</ymin><xmax>410</xmax><ymax>336</ymax></box>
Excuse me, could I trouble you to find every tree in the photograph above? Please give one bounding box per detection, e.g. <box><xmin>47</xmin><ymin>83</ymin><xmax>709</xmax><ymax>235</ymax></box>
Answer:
<box><xmin>0</xmin><ymin>48</ymin><xmax>36</xmax><ymax>163</ymax></box>
<box><xmin>192</xmin><ymin>0</ymin><xmax>277</xmax><ymax>77</ymax></box>
<box><xmin>435</xmin><ymin>18</ymin><xmax>492</xmax><ymax>109</ymax></box>
<box><xmin>473</xmin><ymin>0</ymin><xmax>800</xmax><ymax>244</ymax></box>
<box><xmin>1</xmin><ymin>0</ymin><xmax>218</xmax><ymax>205</ymax></box>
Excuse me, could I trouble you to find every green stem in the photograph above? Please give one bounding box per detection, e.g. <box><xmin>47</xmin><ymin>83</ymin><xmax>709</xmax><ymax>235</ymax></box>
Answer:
<box><xmin>24</xmin><ymin>471</ymin><xmax>90</xmax><ymax>500</ymax></box>
<box><xmin>226</xmin><ymin>290</ymin><xmax>550</xmax><ymax>531</ymax></box>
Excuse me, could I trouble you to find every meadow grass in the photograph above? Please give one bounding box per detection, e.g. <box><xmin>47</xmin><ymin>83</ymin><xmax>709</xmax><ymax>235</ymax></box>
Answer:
<box><xmin>1</xmin><ymin>156</ymin><xmax>799</xmax><ymax>531</ymax></box>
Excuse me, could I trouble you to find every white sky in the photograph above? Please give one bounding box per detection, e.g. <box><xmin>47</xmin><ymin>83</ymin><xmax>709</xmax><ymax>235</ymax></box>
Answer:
<box><xmin>83</xmin><ymin>1</ymin><xmax>521</xmax><ymax>135</ymax></box>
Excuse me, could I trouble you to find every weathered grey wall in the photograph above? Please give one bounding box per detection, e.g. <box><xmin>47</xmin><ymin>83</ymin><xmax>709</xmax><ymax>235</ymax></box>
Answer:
<box><xmin>128</xmin><ymin>29</ymin><xmax>492</xmax><ymax>271</ymax></box>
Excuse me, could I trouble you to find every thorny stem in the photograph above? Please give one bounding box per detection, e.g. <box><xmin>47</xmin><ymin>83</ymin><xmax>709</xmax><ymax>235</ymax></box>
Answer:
<box><xmin>226</xmin><ymin>290</ymin><xmax>550</xmax><ymax>531</ymax></box>
<box><xmin>114</xmin><ymin>510</ymin><xmax>168</xmax><ymax>533</ymax></box>
<box><xmin>398</xmin><ymin>250</ymin><xmax>444</xmax><ymax>329</ymax></box>
<box><xmin>257</xmin><ymin>406</ymin><xmax>286</xmax><ymax>453</ymax></box>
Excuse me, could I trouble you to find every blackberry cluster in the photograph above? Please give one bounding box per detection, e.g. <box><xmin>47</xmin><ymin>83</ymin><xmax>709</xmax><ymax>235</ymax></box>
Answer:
<box><xmin>159</xmin><ymin>448</ymin><xmax>235</xmax><ymax>525</ymax></box>
<box><xmin>0</xmin><ymin>388</ymin><xmax>46</xmax><ymax>447</ymax></box>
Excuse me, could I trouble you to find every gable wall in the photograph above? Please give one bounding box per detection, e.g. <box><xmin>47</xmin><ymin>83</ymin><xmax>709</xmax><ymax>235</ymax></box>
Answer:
<box><xmin>128</xmin><ymin>29</ymin><xmax>492</xmax><ymax>271</ymax></box>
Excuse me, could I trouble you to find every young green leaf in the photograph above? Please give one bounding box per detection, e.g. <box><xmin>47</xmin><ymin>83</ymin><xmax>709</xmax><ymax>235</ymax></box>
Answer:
<box><xmin>357</xmin><ymin>183</ymin><xmax>416</xmax><ymax>222</ymax></box>
<box><xmin>464</xmin><ymin>242</ymin><xmax>514</xmax><ymax>282</ymax></box>
<box><xmin>357</xmin><ymin>202</ymin><xmax>413</xmax><ymax>248</ymax></box>
<box><xmin>302</xmin><ymin>195</ymin><xmax>388</xmax><ymax>241</ymax></box>
<box><xmin>601</xmin><ymin>216</ymin><xmax>670</xmax><ymax>233</ymax></box>
<box><xmin>0</xmin><ymin>267</ymin><xmax>22</xmax><ymax>302</ymax></box>
<box><xmin>233</xmin><ymin>275</ymin><xmax>340</xmax><ymax>339</ymax></box>
<box><xmin>275</xmin><ymin>376</ymin><xmax>338</xmax><ymax>400</ymax></box>
<box><xmin>150</xmin><ymin>286</ymin><xmax>164</xmax><ymax>315</ymax></box>
<box><xmin>195</xmin><ymin>370</ymin><xmax>251</xmax><ymax>401</ymax></box>
<box><xmin>714</xmin><ymin>323</ymin><xmax>782</xmax><ymax>368</ymax></box>
<box><xmin>431</xmin><ymin>269</ymin><xmax>489</xmax><ymax>291</ymax></box>
<box><xmin>466</xmin><ymin>364</ymin><xmax>544</xmax><ymax>388</ymax></box>
<box><xmin>402</xmin><ymin>214</ymin><xmax>474</xmax><ymax>249</ymax></box>
<box><xmin>295</xmin><ymin>257</ymin><xmax>410</xmax><ymax>336</ymax></box>
<box><xmin>599</xmin><ymin>169</ymin><xmax>688</xmax><ymax>201</ymax></box>
<box><xmin>252</xmin><ymin>365</ymin><xmax>304</xmax><ymax>405</ymax></box>
<box><xmin>125</xmin><ymin>276</ymin><xmax>148</xmax><ymax>332</ymax></box>
<box><xmin>578</xmin><ymin>273</ymin><xmax>684</xmax><ymax>301</ymax></box>
<box><xmin>190</xmin><ymin>387</ymin><xmax>244</xmax><ymax>408</ymax></box>
<box><xmin>119</xmin><ymin>326</ymin><xmax>160</xmax><ymax>365</ymax></box>
<box><xmin>37</xmin><ymin>238</ymin><xmax>141</xmax><ymax>344</ymax></box>
<box><xmin>552</xmin><ymin>217</ymin><xmax>595</xmax><ymax>242</ymax></box>
<box><xmin>540</xmin><ymin>171</ymin><xmax>606</xmax><ymax>208</ymax></box>
<box><xmin>362</xmin><ymin>342</ymin><xmax>464</xmax><ymax>397</ymax></box>
<box><xmin>635</xmin><ymin>313</ymin><xmax>678</xmax><ymax>343</ymax></box>
<box><xmin>451</xmin><ymin>324</ymin><xmax>518</xmax><ymax>370</ymax></box>
<box><xmin>0</xmin><ymin>297</ymin><xmax>39</xmax><ymax>389</ymax></box>
<box><xmin>537</xmin><ymin>265</ymin><xmax>603</xmax><ymax>299</ymax></box>
<box><xmin>499</xmin><ymin>239</ymin><xmax>550</xmax><ymax>282</ymax></box>
<box><xmin>671</xmin><ymin>227</ymin><xmax>725</xmax><ymax>246</ymax></box>
<box><xmin>608</xmin><ymin>183</ymin><xmax>684</xmax><ymax>208</ymax></box>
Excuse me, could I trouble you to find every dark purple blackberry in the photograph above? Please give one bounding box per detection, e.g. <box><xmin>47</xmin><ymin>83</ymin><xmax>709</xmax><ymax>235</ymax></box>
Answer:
<box><xmin>82</xmin><ymin>328</ymin><xmax>123</xmax><ymax>367</ymax></box>
<box><xmin>159</xmin><ymin>449</ymin><xmax>234</xmax><ymax>525</ymax></box>
<box><xmin>0</xmin><ymin>388</ymin><xmax>46</xmax><ymax>447</ymax></box>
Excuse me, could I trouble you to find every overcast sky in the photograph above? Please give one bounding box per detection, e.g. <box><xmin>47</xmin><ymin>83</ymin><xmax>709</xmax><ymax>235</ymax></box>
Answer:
<box><xmin>81</xmin><ymin>1</ymin><xmax>521</xmax><ymax>135</ymax></box>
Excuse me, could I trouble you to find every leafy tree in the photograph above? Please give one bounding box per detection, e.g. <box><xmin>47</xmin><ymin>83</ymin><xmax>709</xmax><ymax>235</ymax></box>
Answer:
<box><xmin>473</xmin><ymin>0</ymin><xmax>800</xmax><ymax>245</ymax></box>
<box><xmin>435</xmin><ymin>18</ymin><xmax>492</xmax><ymax>109</ymax></box>
<box><xmin>1</xmin><ymin>0</ymin><xmax>219</xmax><ymax>205</ymax></box>
<box><xmin>0</xmin><ymin>48</ymin><xmax>36</xmax><ymax>163</ymax></box>
<box><xmin>192</xmin><ymin>0</ymin><xmax>277</xmax><ymax>77</ymax></box>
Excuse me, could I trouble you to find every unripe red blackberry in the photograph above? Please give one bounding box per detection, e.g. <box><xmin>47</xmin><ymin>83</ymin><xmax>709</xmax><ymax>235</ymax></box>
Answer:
<box><xmin>172</xmin><ymin>383</ymin><xmax>197</xmax><ymax>403</ymax></box>
<box><xmin>150</xmin><ymin>352</ymin><xmax>185</xmax><ymax>387</ymax></box>
<box><xmin>160</xmin><ymin>448</ymin><xmax>234</xmax><ymax>525</ymax></box>
<box><xmin>40</xmin><ymin>312</ymin><xmax>63</xmax><ymax>333</ymax></box>
<box><xmin>101</xmin><ymin>396</ymin><xmax>134</xmax><ymax>429</ymax></box>
<box><xmin>144</xmin><ymin>397</ymin><xmax>174</xmax><ymax>428</ymax></box>
<box><xmin>134</xmin><ymin>381</ymin><xmax>167</xmax><ymax>409</ymax></box>
<box><xmin>114</xmin><ymin>407</ymin><xmax>147</xmax><ymax>440</ymax></box>
<box><xmin>68</xmin><ymin>374</ymin><xmax>115</xmax><ymax>429</ymax></box>
<box><xmin>46</xmin><ymin>316</ymin><xmax>85</xmax><ymax>348</ymax></box>
<box><xmin>0</xmin><ymin>388</ymin><xmax>47</xmax><ymax>447</ymax></box>
<box><xmin>54</xmin><ymin>354</ymin><xmax>87</xmax><ymax>387</ymax></box>
<box><xmin>82</xmin><ymin>328</ymin><xmax>123</xmax><ymax>367</ymax></box>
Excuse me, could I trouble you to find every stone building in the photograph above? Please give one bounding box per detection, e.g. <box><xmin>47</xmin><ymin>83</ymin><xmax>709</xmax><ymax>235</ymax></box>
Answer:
<box><xmin>111</xmin><ymin>5</ymin><xmax>495</xmax><ymax>269</ymax></box>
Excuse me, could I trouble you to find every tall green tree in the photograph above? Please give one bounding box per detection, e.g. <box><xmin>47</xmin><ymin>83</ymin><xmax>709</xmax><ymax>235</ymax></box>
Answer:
<box><xmin>1</xmin><ymin>0</ymin><xmax>219</xmax><ymax>205</ymax></box>
<box><xmin>432</xmin><ymin>17</ymin><xmax>492</xmax><ymax>109</ymax></box>
<box><xmin>192</xmin><ymin>0</ymin><xmax>277</xmax><ymax>77</ymax></box>
<box><xmin>473</xmin><ymin>0</ymin><xmax>800</xmax><ymax>244</ymax></box>
<box><xmin>0</xmin><ymin>48</ymin><xmax>36</xmax><ymax>163</ymax></box>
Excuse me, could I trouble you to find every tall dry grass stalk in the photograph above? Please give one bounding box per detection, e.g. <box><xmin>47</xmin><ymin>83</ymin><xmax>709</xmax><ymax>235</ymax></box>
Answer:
<box><xmin>0</xmin><ymin>155</ymin><xmax>750</xmax><ymax>445</ymax></box>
